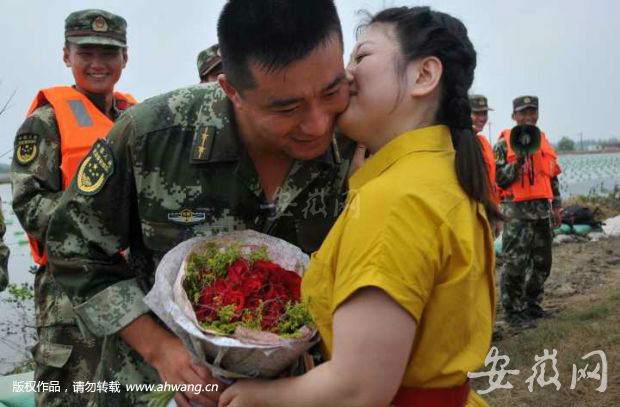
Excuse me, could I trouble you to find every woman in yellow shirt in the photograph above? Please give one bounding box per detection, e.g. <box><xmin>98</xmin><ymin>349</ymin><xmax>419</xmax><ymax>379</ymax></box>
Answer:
<box><xmin>220</xmin><ymin>6</ymin><xmax>500</xmax><ymax>407</ymax></box>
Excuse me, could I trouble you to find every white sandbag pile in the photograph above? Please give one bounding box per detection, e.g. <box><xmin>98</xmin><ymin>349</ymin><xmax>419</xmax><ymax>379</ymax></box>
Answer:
<box><xmin>602</xmin><ymin>214</ymin><xmax>620</xmax><ymax>237</ymax></box>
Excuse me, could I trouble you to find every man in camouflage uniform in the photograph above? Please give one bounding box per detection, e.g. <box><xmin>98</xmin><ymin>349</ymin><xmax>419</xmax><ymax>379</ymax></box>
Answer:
<box><xmin>197</xmin><ymin>44</ymin><xmax>223</xmax><ymax>83</ymax></box>
<box><xmin>495</xmin><ymin>96</ymin><xmax>562</xmax><ymax>326</ymax></box>
<box><xmin>46</xmin><ymin>1</ymin><xmax>354</xmax><ymax>406</ymax></box>
<box><xmin>0</xmin><ymin>203</ymin><xmax>9</xmax><ymax>291</ymax></box>
<box><xmin>11</xmin><ymin>9</ymin><xmax>134</xmax><ymax>406</ymax></box>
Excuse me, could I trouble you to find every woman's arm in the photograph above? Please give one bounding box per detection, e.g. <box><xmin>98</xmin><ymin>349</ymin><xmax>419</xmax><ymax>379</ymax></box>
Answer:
<box><xmin>219</xmin><ymin>286</ymin><xmax>416</xmax><ymax>407</ymax></box>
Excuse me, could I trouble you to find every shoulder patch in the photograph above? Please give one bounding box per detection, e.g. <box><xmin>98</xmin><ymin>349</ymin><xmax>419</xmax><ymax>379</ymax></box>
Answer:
<box><xmin>76</xmin><ymin>140</ymin><xmax>115</xmax><ymax>195</ymax></box>
<box><xmin>190</xmin><ymin>127</ymin><xmax>215</xmax><ymax>163</ymax></box>
<box><xmin>15</xmin><ymin>134</ymin><xmax>40</xmax><ymax>165</ymax></box>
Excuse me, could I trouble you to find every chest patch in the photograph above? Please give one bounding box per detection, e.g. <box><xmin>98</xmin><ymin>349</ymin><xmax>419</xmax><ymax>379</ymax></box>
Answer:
<box><xmin>167</xmin><ymin>209</ymin><xmax>207</xmax><ymax>225</ymax></box>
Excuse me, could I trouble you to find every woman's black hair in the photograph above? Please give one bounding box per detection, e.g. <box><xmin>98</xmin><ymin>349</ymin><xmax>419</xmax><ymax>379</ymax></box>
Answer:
<box><xmin>367</xmin><ymin>6</ymin><xmax>502</xmax><ymax>222</ymax></box>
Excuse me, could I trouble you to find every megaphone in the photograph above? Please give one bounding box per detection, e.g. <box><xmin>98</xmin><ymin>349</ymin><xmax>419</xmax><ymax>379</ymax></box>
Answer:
<box><xmin>510</xmin><ymin>124</ymin><xmax>541</xmax><ymax>186</ymax></box>
<box><xmin>509</xmin><ymin>124</ymin><xmax>541</xmax><ymax>156</ymax></box>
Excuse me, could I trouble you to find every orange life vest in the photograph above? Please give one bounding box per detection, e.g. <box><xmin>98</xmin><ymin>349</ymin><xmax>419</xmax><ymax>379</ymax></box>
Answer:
<box><xmin>498</xmin><ymin>129</ymin><xmax>560</xmax><ymax>202</ymax></box>
<box><xmin>26</xmin><ymin>86</ymin><xmax>137</xmax><ymax>265</ymax></box>
<box><xmin>477</xmin><ymin>134</ymin><xmax>500</xmax><ymax>207</ymax></box>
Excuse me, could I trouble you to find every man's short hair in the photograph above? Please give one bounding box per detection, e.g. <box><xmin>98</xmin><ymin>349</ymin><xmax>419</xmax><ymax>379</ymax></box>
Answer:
<box><xmin>217</xmin><ymin>0</ymin><xmax>343</xmax><ymax>93</ymax></box>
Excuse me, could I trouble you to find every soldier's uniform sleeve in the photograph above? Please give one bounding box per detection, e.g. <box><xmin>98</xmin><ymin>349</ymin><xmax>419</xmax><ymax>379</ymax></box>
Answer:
<box><xmin>494</xmin><ymin>137</ymin><xmax>521</xmax><ymax>190</ymax></box>
<box><xmin>550</xmin><ymin>143</ymin><xmax>562</xmax><ymax>208</ymax></box>
<box><xmin>551</xmin><ymin>177</ymin><xmax>561</xmax><ymax>208</ymax></box>
<box><xmin>0</xmin><ymin>202</ymin><xmax>9</xmax><ymax>291</ymax></box>
<box><xmin>11</xmin><ymin>106</ymin><xmax>63</xmax><ymax>243</ymax></box>
<box><xmin>46</xmin><ymin>112</ymin><xmax>150</xmax><ymax>337</ymax></box>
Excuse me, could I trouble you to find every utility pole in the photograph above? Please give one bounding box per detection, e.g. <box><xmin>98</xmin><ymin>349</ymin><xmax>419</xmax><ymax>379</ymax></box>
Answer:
<box><xmin>580</xmin><ymin>132</ymin><xmax>583</xmax><ymax>151</ymax></box>
<box><xmin>487</xmin><ymin>121</ymin><xmax>493</xmax><ymax>145</ymax></box>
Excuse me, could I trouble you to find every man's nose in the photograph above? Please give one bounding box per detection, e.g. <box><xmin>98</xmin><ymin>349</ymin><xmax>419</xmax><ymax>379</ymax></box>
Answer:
<box><xmin>90</xmin><ymin>55</ymin><xmax>106</xmax><ymax>70</ymax></box>
<box><xmin>299</xmin><ymin>105</ymin><xmax>331</xmax><ymax>137</ymax></box>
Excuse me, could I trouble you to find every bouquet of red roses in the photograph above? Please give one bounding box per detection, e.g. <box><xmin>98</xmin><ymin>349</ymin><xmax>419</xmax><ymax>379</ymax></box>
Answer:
<box><xmin>184</xmin><ymin>243</ymin><xmax>311</xmax><ymax>337</ymax></box>
<box><xmin>144</xmin><ymin>231</ymin><xmax>316</xmax><ymax>381</ymax></box>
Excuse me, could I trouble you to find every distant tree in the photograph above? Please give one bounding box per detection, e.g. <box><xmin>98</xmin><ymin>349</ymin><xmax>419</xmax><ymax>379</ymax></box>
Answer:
<box><xmin>558</xmin><ymin>136</ymin><xmax>576</xmax><ymax>151</ymax></box>
<box><xmin>0</xmin><ymin>82</ymin><xmax>17</xmax><ymax>166</ymax></box>
<box><xmin>0</xmin><ymin>81</ymin><xmax>16</xmax><ymax>117</ymax></box>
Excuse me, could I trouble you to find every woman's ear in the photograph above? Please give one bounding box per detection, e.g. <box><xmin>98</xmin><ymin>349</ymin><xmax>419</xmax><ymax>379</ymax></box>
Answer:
<box><xmin>409</xmin><ymin>56</ymin><xmax>442</xmax><ymax>98</ymax></box>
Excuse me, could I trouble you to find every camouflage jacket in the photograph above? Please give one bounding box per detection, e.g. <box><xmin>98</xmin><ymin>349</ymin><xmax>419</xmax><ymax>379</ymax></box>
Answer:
<box><xmin>47</xmin><ymin>83</ymin><xmax>355</xmax><ymax>338</ymax></box>
<box><xmin>11</xmin><ymin>89</ymin><xmax>130</xmax><ymax>326</ymax></box>
<box><xmin>494</xmin><ymin>135</ymin><xmax>561</xmax><ymax>220</ymax></box>
<box><xmin>0</xmin><ymin>202</ymin><xmax>9</xmax><ymax>291</ymax></box>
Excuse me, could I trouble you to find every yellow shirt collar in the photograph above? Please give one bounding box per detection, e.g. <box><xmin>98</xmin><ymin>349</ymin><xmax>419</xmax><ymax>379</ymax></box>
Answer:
<box><xmin>350</xmin><ymin>125</ymin><xmax>454</xmax><ymax>190</ymax></box>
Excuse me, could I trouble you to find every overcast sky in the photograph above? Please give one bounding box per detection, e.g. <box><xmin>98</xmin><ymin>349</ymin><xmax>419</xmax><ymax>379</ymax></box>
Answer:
<box><xmin>0</xmin><ymin>0</ymin><xmax>618</xmax><ymax>164</ymax></box>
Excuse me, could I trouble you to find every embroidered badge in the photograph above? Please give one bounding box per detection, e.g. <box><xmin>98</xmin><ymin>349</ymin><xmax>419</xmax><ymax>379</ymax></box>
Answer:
<box><xmin>92</xmin><ymin>16</ymin><xmax>108</xmax><ymax>32</ymax></box>
<box><xmin>167</xmin><ymin>209</ymin><xmax>207</xmax><ymax>225</ymax></box>
<box><xmin>15</xmin><ymin>134</ymin><xmax>39</xmax><ymax>165</ymax></box>
<box><xmin>76</xmin><ymin>140</ymin><xmax>114</xmax><ymax>195</ymax></box>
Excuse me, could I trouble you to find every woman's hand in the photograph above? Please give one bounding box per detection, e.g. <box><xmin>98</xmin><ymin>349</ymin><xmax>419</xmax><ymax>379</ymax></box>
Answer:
<box><xmin>219</xmin><ymin>379</ymin><xmax>268</xmax><ymax>407</ymax></box>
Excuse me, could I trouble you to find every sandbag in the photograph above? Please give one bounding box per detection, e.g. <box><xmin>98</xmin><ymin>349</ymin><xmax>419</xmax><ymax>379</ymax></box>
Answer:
<box><xmin>0</xmin><ymin>371</ymin><xmax>35</xmax><ymax>407</ymax></box>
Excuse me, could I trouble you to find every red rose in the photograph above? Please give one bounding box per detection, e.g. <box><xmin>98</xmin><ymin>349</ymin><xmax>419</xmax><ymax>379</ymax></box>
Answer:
<box><xmin>222</xmin><ymin>289</ymin><xmax>246</xmax><ymax>313</ymax></box>
<box><xmin>263</xmin><ymin>285</ymin><xmax>278</xmax><ymax>301</ymax></box>
<box><xmin>228</xmin><ymin>259</ymin><xmax>250</xmax><ymax>284</ymax></box>
<box><xmin>281</xmin><ymin>271</ymin><xmax>301</xmax><ymax>301</ymax></box>
<box><xmin>196</xmin><ymin>286</ymin><xmax>218</xmax><ymax>321</ymax></box>
<box><xmin>213</xmin><ymin>277</ymin><xmax>231</xmax><ymax>292</ymax></box>
<box><xmin>261</xmin><ymin>300</ymin><xmax>284</xmax><ymax>330</ymax></box>
<box><xmin>252</xmin><ymin>260</ymin><xmax>282</xmax><ymax>275</ymax></box>
<box><xmin>245</xmin><ymin>295</ymin><xmax>260</xmax><ymax>309</ymax></box>
<box><xmin>241</xmin><ymin>276</ymin><xmax>263</xmax><ymax>297</ymax></box>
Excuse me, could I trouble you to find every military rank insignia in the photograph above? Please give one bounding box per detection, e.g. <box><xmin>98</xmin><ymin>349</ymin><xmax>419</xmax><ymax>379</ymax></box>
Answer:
<box><xmin>15</xmin><ymin>134</ymin><xmax>39</xmax><ymax>165</ymax></box>
<box><xmin>76</xmin><ymin>140</ymin><xmax>115</xmax><ymax>195</ymax></box>
<box><xmin>190</xmin><ymin>127</ymin><xmax>215</xmax><ymax>163</ymax></box>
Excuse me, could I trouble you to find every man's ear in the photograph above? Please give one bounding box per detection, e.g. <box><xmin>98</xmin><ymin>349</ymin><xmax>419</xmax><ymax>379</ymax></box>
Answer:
<box><xmin>409</xmin><ymin>56</ymin><xmax>442</xmax><ymax>98</ymax></box>
<box><xmin>218</xmin><ymin>75</ymin><xmax>244</xmax><ymax>110</ymax></box>
<box><xmin>122</xmin><ymin>48</ymin><xmax>128</xmax><ymax>69</ymax></box>
<box><xmin>63</xmin><ymin>46</ymin><xmax>71</xmax><ymax>67</ymax></box>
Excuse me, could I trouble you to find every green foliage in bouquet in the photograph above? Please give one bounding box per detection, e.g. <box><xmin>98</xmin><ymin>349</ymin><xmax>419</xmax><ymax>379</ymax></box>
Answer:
<box><xmin>184</xmin><ymin>244</ymin><xmax>242</xmax><ymax>303</ymax></box>
<box><xmin>278</xmin><ymin>301</ymin><xmax>314</xmax><ymax>338</ymax></box>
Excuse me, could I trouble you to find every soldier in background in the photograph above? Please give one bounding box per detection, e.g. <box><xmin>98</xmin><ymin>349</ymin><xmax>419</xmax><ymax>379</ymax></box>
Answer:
<box><xmin>0</xmin><ymin>202</ymin><xmax>9</xmax><ymax>292</ymax></box>
<box><xmin>46</xmin><ymin>1</ymin><xmax>355</xmax><ymax>406</ymax></box>
<box><xmin>11</xmin><ymin>9</ymin><xmax>136</xmax><ymax>406</ymax></box>
<box><xmin>494</xmin><ymin>95</ymin><xmax>562</xmax><ymax>326</ymax></box>
<box><xmin>197</xmin><ymin>44</ymin><xmax>223</xmax><ymax>83</ymax></box>
<box><xmin>470</xmin><ymin>94</ymin><xmax>500</xmax><ymax>225</ymax></box>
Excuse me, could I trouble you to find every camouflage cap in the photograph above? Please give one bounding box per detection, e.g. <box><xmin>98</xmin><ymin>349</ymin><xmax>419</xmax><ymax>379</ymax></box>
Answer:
<box><xmin>469</xmin><ymin>94</ymin><xmax>493</xmax><ymax>112</ymax></box>
<box><xmin>197</xmin><ymin>44</ymin><xmax>223</xmax><ymax>79</ymax></box>
<box><xmin>65</xmin><ymin>9</ymin><xmax>127</xmax><ymax>48</ymax></box>
<box><xmin>513</xmin><ymin>95</ymin><xmax>538</xmax><ymax>112</ymax></box>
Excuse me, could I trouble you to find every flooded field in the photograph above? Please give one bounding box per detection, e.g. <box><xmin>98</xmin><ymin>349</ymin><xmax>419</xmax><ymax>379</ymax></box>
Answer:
<box><xmin>557</xmin><ymin>152</ymin><xmax>619</xmax><ymax>197</ymax></box>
